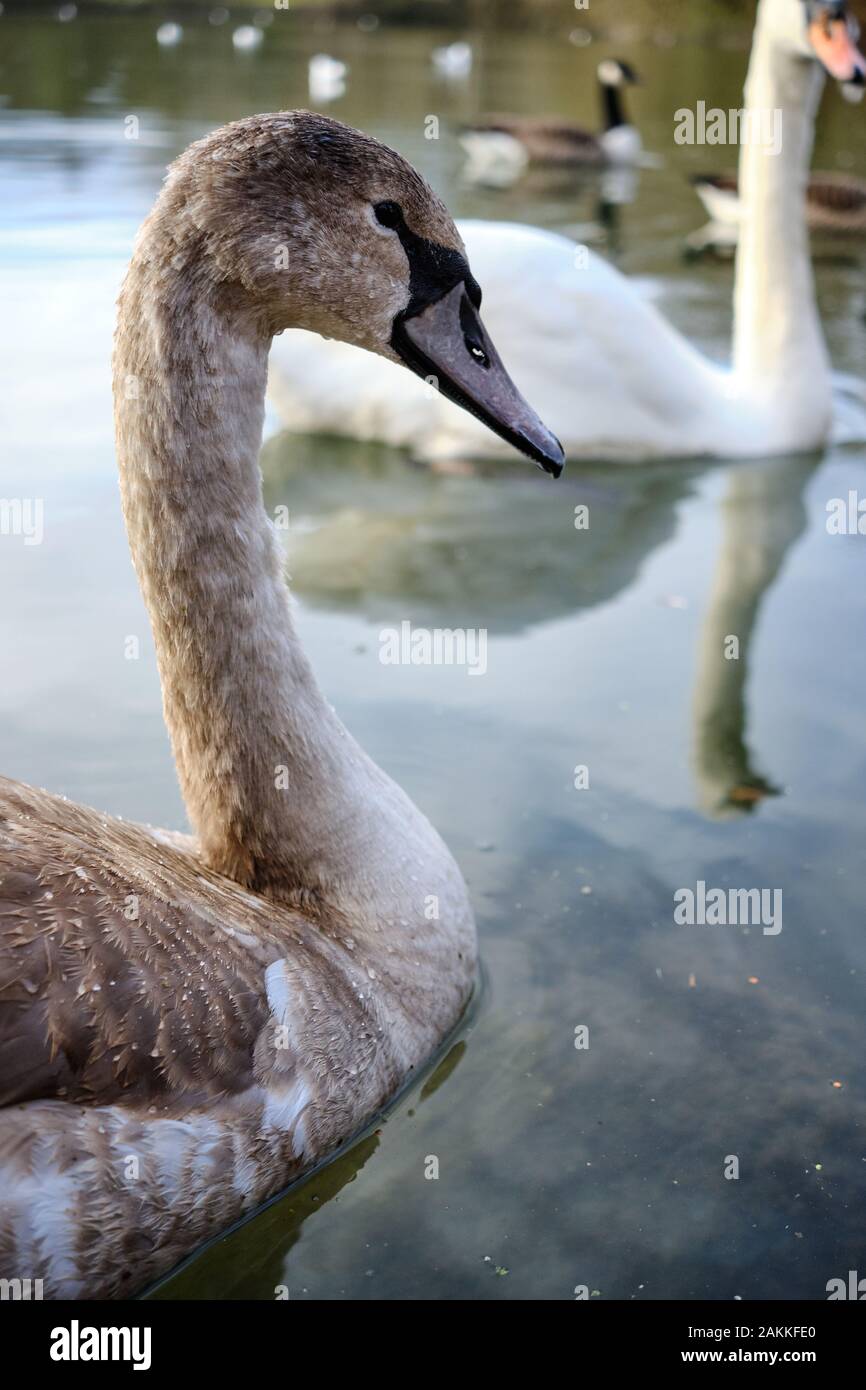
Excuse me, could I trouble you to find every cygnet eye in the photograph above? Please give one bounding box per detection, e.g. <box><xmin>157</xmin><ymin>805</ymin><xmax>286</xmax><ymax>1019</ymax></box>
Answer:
<box><xmin>374</xmin><ymin>201</ymin><xmax>404</xmax><ymax>230</ymax></box>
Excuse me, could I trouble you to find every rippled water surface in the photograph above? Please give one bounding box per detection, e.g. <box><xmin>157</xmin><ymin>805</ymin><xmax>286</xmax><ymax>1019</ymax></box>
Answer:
<box><xmin>1</xmin><ymin>9</ymin><xmax>865</xmax><ymax>1300</ymax></box>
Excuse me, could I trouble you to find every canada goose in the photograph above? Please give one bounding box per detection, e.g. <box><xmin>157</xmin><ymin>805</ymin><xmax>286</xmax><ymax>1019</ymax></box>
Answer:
<box><xmin>0</xmin><ymin>111</ymin><xmax>562</xmax><ymax>1300</ymax></box>
<box><xmin>269</xmin><ymin>0</ymin><xmax>866</xmax><ymax>463</ymax></box>
<box><xmin>691</xmin><ymin>168</ymin><xmax>866</xmax><ymax>235</ymax></box>
<box><xmin>460</xmin><ymin>58</ymin><xmax>642</xmax><ymax>178</ymax></box>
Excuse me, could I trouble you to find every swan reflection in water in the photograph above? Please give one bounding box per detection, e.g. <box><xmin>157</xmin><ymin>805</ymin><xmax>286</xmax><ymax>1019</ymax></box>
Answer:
<box><xmin>691</xmin><ymin>453</ymin><xmax>818</xmax><ymax>817</ymax></box>
<box><xmin>264</xmin><ymin>434</ymin><xmax>820</xmax><ymax>823</ymax></box>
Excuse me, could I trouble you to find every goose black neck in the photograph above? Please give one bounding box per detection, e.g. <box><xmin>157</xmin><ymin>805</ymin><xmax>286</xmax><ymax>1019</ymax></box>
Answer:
<box><xmin>601</xmin><ymin>81</ymin><xmax>626</xmax><ymax>131</ymax></box>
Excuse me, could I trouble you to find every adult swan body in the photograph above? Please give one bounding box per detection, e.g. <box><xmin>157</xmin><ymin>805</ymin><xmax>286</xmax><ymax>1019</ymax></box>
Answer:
<box><xmin>0</xmin><ymin>112</ymin><xmax>562</xmax><ymax>1299</ymax></box>
<box><xmin>268</xmin><ymin>0</ymin><xmax>866</xmax><ymax>463</ymax></box>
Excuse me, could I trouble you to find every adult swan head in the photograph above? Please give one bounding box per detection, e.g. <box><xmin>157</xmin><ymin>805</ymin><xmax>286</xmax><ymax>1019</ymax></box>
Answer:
<box><xmin>0</xmin><ymin>112</ymin><xmax>563</xmax><ymax>1300</ymax></box>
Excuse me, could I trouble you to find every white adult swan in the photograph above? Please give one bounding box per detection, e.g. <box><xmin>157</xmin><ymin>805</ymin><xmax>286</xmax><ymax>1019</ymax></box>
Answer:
<box><xmin>0</xmin><ymin>112</ymin><xmax>562</xmax><ymax>1300</ymax></box>
<box><xmin>268</xmin><ymin>0</ymin><xmax>866</xmax><ymax>463</ymax></box>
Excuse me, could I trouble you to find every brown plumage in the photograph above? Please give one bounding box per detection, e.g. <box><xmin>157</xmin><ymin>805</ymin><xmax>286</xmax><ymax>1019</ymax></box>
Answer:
<box><xmin>0</xmin><ymin>112</ymin><xmax>495</xmax><ymax>1298</ymax></box>
<box><xmin>0</xmin><ymin>775</ymin><xmax>458</xmax><ymax>1299</ymax></box>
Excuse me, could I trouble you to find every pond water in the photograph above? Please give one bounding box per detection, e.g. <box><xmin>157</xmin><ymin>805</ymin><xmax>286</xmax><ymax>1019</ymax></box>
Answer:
<box><xmin>1</xmin><ymin>8</ymin><xmax>865</xmax><ymax>1301</ymax></box>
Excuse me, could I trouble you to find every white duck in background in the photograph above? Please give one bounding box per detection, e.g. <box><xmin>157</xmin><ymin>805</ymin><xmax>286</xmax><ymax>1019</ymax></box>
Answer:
<box><xmin>270</xmin><ymin>0</ymin><xmax>866</xmax><ymax>464</ymax></box>
<box><xmin>308</xmin><ymin>54</ymin><xmax>348</xmax><ymax>104</ymax></box>
<box><xmin>460</xmin><ymin>58</ymin><xmax>642</xmax><ymax>180</ymax></box>
<box><xmin>432</xmin><ymin>41</ymin><xmax>473</xmax><ymax>82</ymax></box>
<box><xmin>232</xmin><ymin>24</ymin><xmax>265</xmax><ymax>53</ymax></box>
<box><xmin>156</xmin><ymin>22</ymin><xmax>183</xmax><ymax>48</ymax></box>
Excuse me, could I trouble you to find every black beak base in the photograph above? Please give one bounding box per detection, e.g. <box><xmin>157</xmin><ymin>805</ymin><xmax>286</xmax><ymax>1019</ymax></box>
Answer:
<box><xmin>391</xmin><ymin>282</ymin><xmax>565</xmax><ymax>478</ymax></box>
